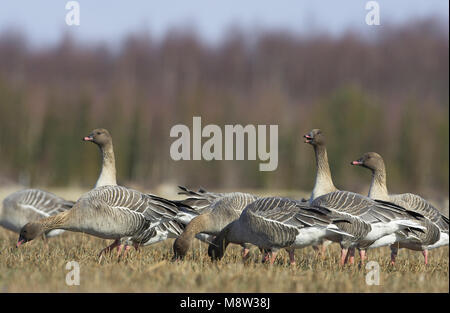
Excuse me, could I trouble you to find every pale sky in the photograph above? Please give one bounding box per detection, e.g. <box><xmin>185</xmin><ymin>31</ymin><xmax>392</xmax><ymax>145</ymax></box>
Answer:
<box><xmin>0</xmin><ymin>0</ymin><xmax>448</xmax><ymax>46</ymax></box>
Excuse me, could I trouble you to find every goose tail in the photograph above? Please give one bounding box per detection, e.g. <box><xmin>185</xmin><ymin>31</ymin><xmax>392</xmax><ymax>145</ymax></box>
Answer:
<box><xmin>326</xmin><ymin>224</ymin><xmax>354</xmax><ymax>237</ymax></box>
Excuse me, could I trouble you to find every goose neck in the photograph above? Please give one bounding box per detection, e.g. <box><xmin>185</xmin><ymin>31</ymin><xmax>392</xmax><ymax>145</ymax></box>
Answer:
<box><xmin>95</xmin><ymin>142</ymin><xmax>117</xmax><ymax>188</ymax></box>
<box><xmin>311</xmin><ymin>145</ymin><xmax>336</xmax><ymax>200</ymax></box>
<box><xmin>368</xmin><ymin>167</ymin><xmax>389</xmax><ymax>201</ymax></box>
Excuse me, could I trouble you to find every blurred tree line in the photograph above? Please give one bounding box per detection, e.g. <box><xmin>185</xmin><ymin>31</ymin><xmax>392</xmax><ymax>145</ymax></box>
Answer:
<box><xmin>0</xmin><ymin>18</ymin><xmax>448</xmax><ymax>198</ymax></box>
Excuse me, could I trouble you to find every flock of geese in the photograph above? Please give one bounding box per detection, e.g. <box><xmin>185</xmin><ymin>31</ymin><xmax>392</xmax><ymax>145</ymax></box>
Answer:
<box><xmin>0</xmin><ymin>128</ymin><xmax>448</xmax><ymax>266</ymax></box>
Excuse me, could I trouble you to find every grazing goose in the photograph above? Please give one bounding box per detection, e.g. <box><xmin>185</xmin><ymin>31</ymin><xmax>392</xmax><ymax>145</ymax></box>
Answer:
<box><xmin>311</xmin><ymin>190</ymin><xmax>426</xmax><ymax>265</ymax></box>
<box><xmin>1</xmin><ymin>128</ymin><xmax>115</xmax><ymax>241</ymax></box>
<box><xmin>168</xmin><ymin>188</ymin><xmax>258</xmax><ymax>260</ymax></box>
<box><xmin>82</xmin><ymin>128</ymin><xmax>117</xmax><ymax>188</ymax></box>
<box><xmin>16</xmin><ymin>185</ymin><xmax>200</xmax><ymax>254</ymax></box>
<box><xmin>207</xmin><ymin>196</ymin><xmax>354</xmax><ymax>265</ymax></box>
<box><xmin>304</xmin><ymin>129</ymin><xmax>338</xmax><ymax>256</ymax></box>
<box><xmin>1</xmin><ymin>189</ymin><xmax>74</xmax><ymax>242</ymax></box>
<box><xmin>351</xmin><ymin>152</ymin><xmax>449</xmax><ymax>264</ymax></box>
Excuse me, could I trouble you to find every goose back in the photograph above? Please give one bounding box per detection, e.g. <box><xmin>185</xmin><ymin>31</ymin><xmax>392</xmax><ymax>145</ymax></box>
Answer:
<box><xmin>66</xmin><ymin>185</ymin><xmax>185</xmax><ymax>241</ymax></box>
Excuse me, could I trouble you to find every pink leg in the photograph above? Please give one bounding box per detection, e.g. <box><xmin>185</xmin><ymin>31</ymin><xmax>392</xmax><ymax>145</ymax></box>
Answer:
<box><xmin>288</xmin><ymin>249</ymin><xmax>296</xmax><ymax>266</ymax></box>
<box><xmin>340</xmin><ymin>248</ymin><xmax>348</xmax><ymax>266</ymax></box>
<box><xmin>122</xmin><ymin>245</ymin><xmax>131</xmax><ymax>258</ymax></box>
<box><xmin>116</xmin><ymin>244</ymin><xmax>125</xmax><ymax>257</ymax></box>
<box><xmin>269</xmin><ymin>251</ymin><xmax>278</xmax><ymax>265</ymax></box>
<box><xmin>422</xmin><ymin>250</ymin><xmax>428</xmax><ymax>265</ymax></box>
<box><xmin>242</xmin><ymin>247</ymin><xmax>250</xmax><ymax>260</ymax></box>
<box><xmin>348</xmin><ymin>248</ymin><xmax>355</xmax><ymax>265</ymax></box>
<box><xmin>98</xmin><ymin>239</ymin><xmax>121</xmax><ymax>261</ymax></box>
<box><xmin>359</xmin><ymin>249</ymin><xmax>366</xmax><ymax>266</ymax></box>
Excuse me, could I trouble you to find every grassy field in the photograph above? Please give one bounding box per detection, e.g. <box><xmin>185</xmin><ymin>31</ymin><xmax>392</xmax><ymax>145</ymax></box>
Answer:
<box><xmin>0</xmin><ymin>186</ymin><xmax>448</xmax><ymax>293</ymax></box>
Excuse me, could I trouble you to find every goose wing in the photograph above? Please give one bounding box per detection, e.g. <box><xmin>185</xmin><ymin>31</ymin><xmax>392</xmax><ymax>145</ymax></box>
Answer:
<box><xmin>312</xmin><ymin>191</ymin><xmax>423</xmax><ymax>224</ymax></box>
<box><xmin>8</xmin><ymin>189</ymin><xmax>74</xmax><ymax>217</ymax></box>
<box><xmin>177</xmin><ymin>186</ymin><xmax>227</xmax><ymax>213</ymax></box>
<box><xmin>245</xmin><ymin>197</ymin><xmax>339</xmax><ymax>229</ymax></box>
<box><xmin>86</xmin><ymin>186</ymin><xmax>181</xmax><ymax>223</ymax></box>
<box><xmin>392</xmin><ymin>193</ymin><xmax>448</xmax><ymax>232</ymax></box>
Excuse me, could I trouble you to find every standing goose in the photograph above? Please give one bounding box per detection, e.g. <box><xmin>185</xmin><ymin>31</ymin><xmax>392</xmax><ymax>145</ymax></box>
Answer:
<box><xmin>1</xmin><ymin>189</ymin><xmax>74</xmax><ymax>242</ymax></box>
<box><xmin>16</xmin><ymin>128</ymin><xmax>198</xmax><ymax>258</ymax></box>
<box><xmin>82</xmin><ymin>128</ymin><xmax>117</xmax><ymax>188</ymax></box>
<box><xmin>82</xmin><ymin>129</ymin><xmax>215</xmax><ymax>256</ymax></box>
<box><xmin>304</xmin><ymin>129</ymin><xmax>338</xmax><ymax>201</ymax></box>
<box><xmin>16</xmin><ymin>185</ymin><xmax>200</xmax><ymax>254</ymax></box>
<box><xmin>303</xmin><ymin>129</ymin><xmax>338</xmax><ymax>257</ymax></box>
<box><xmin>207</xmin><ymin>196</ymin><xmax>354</xmax><ymax>264</ymax></box>
<box><xmin>351</xmin><ymin>152</ymin><xmax>449</xmax><ymax>264</ymax></box>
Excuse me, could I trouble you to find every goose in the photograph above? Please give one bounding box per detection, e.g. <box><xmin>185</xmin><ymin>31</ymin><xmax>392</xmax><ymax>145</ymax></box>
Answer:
<box><xmin>2</xmin><ymin>128</ymin><xmax>116</xmax><ymax>242</ymax></box>
<box><xmin>303</xmin><ymin>129</ymin><xmax>425</xmax><ymax>264</ymax></box>
<box><xmin>207</xmin><ymin>196</ymin><xmax>354</xmax><ymax>264</ymax></box>
<box><xmin>310</xmin><ymin>190</ymin><xmax>426</xmax><ymax>265</ymax></box>
<box><xmin>17</xmin><ymin>185</ymin><xmax>201</xmax><ymax>256</ymax></box>
<box><xmin>1</xmin><ymin>189</ymin><xmax>74</xmax><ymax>242</ymax></box>
<box><xmin>303</xmin><ymin>129</ymin><xmax>339</xmax><ymax>257</ymax></box>
<box><xmin>0</xmin><ymin>128</ymin><xmax>113</xmax><ymax>240</ymax></box>
<box><xmin>351</xmin><ymin>152</ymin><xmax>449</xmax><ymax>264</ymax></box>
<box><xmin>16</xmin><ymin>128</ymin><xmax>199</xmax><ymax>258</ymax></box>
<box><xmin>167</xmin><ymin>187</ymin><xmax>258</xmax><ymax>260</ymax></box>
<box><xmin>82</xmin><ymin>128</ymin><xmax>204</xmax><ymax>256</ymax></box>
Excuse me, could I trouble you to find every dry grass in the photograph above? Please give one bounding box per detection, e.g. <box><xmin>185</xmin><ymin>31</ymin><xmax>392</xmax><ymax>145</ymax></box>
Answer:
<box><xmin>0</xmin><ymin>187</ymin><xmax>448</xmax><ymax>293</ymax></box>
<box><xmin>1</xmin><ymin>229</ymin><xmax>448</xmax><ymax>293</ymax></box>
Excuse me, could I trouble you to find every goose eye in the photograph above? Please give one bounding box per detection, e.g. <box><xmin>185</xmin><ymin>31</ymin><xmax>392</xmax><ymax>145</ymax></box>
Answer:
<box><xmin>96</xmin><ymin>132</ymin><xmax>101</xmax><ymax>135</ymax></box>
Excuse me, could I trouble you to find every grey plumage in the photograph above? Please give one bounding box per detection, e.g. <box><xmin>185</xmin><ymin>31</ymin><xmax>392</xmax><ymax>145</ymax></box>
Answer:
<box><xmin>310</xmin><ymin>191</ymin><xmax>426</xmax><ymax>249</ymax></box>
<box><xmin>208</xmin><ymin>196</ymin><xmax>354</xmax><ymax>260</ymax></box>
<box><xmin>391</xmin><ymin>193</ymin><xmax>448</xmax><ymax>233</ymax></box>
<box><xmin>30</xmin><ymin>185</ymin><xmax>192</xmax><ymax>246</ymax></box>
<box><xmin>1</xmin><ymin>189</ymin><xmax>74</xmax><ymax>236</ymax></box>
<box><xmin>352</xmin><ymin>152</ymin><xmax>449</xmax><ymax>254</ymax></box>
<box><xmin>170</xmin><ymin>187</ymin><xmax>259</xmax><ymax>259</ymax></box>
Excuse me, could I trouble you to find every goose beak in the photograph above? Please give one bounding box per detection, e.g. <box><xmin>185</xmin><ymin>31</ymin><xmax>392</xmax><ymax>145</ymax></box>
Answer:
<box><xmin>16</xmin><ymin>238</ymin><xmax>25</xmax><ymax>248</ymax></box>
<box><xmin>351</xmin><ymin>160</ymin><xmax>363</xmax><ymax>166</ymax></box>
<box><xmin>83</xmin><ymin>135</ymin><xmax>94</xmax><ymax>141</ymax></box>
<box><xmin>303</xmin><ymin>134</ymin><xmax>313</xmax><ymax>144</ymax></box>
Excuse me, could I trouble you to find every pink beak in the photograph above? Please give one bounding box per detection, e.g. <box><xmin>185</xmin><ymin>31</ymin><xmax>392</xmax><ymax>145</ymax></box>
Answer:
<box><xmin>351</xmin><ymin>160</ymin><xmax>362</xmax><ymax>165</ymax></box>
<box><xmin>303</xmin><ymin>134</ymin><xmax>312</xmax><ymax>143</ymax></box>
<box><xmin>16</xmin><ymin>239</ymin><xmax>24</xmax><ymax>248</ymax></box>
<box><xmin>83</xmin><ymin>136</ymin><xmax>93</xmax><ymax>141</ymax></box>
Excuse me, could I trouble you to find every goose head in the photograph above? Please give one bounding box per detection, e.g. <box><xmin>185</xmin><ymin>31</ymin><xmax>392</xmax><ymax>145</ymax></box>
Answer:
<box><xmin>351</xmin><ymin>152</ymin><xmax>384</xmax><ymax>171</ymax></box>
<box><xmin>83</xmin><ymin>128</ymin><xmax>112</xmax><ymax>147</ymax></box>
<box><xmin>303</xmin><ymin>129</ymin><xmax>325</xmax><ymax>146</ymax></box>
<box><xmin>16</xmin><ymin>222</ymin><xmax>44</xmax><ymax>247</ymax></box>
<box><xmin>208</xmin><ymin>241</ymin><xmax>225</xmax><ymax>261</ymax></box>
